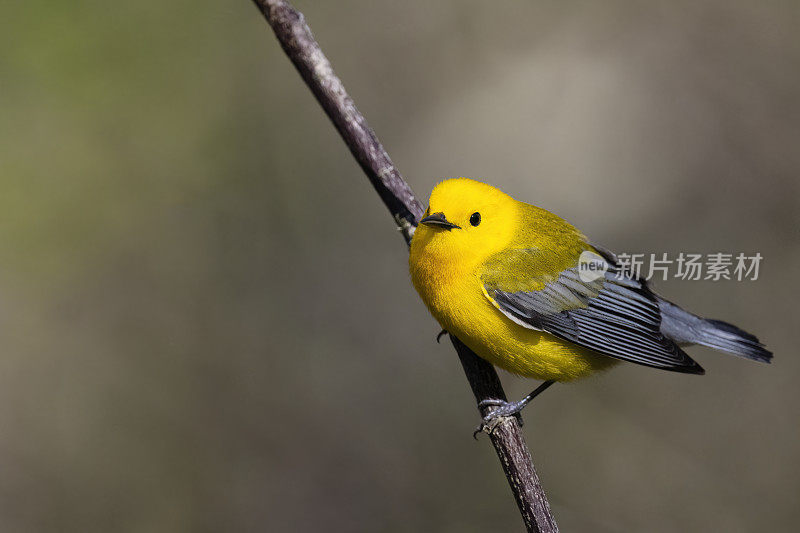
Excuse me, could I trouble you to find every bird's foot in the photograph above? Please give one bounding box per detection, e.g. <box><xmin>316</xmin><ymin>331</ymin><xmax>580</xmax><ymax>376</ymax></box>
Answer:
<box><xmin>473</xmin><ymin>398</ymin><xmax>526</xmax><ymax>438</ymax></box>
<box><xmin>436</xmin><ymin>329</ymin><xmax>448</xmax><ymax>343</ymax></box>
<box><xmin>471</xmin><ymin>381</ymin><xmax>555</xmax><ymax>438</ymax></box>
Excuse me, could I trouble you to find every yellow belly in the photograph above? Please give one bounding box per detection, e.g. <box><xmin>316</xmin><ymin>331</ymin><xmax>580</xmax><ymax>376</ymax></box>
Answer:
<box><xmin>413</xmin><ymin>267</ymin><xmax>617</xmax><ymax>381</ymax></box>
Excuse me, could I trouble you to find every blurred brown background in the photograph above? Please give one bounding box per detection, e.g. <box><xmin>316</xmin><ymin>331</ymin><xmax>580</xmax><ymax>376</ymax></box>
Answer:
<box><xmin>1</xmin><ymin>1</ymin><xmax>798</xmax><ymax>531</ymax></box>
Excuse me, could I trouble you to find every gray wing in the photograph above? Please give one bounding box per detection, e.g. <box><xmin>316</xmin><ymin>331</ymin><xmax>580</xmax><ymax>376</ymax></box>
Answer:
<box><xmin>483</xmin><ymin>249</ymin><xmax>704</xmax><ymax>374</ymax></box>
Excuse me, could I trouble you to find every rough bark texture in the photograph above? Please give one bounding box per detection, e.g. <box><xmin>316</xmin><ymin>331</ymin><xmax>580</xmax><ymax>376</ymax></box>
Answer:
<box><xmin>452</xmin><ymin>337</ymin><xmax>558</xmax><ymax>532</ymax></box>
<box><xmin>251</xmin><ymin>1</ymin><xmax>558</xmax><ymax>531</ymax></box>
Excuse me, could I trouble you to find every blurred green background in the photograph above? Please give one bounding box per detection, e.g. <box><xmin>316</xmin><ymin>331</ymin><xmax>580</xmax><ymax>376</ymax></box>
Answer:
<box><xmin>1</xmin><ymin>1</ymin><xmax>798</xmax><ymax>531</ymax></box>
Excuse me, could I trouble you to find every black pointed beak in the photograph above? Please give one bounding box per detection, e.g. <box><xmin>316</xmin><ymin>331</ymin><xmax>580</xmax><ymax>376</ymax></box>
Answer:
<box><xmin>419</xmin><ymin>212</ymin><xmax>461</xmax><ymax>230</ymax></box>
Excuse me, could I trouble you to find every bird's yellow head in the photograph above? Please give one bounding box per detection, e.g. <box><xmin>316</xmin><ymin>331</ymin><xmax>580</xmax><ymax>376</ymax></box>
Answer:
<box><xmin>410</xmin><ymin>178</ymin><xmax>519</xmax><ymax>269</ymax></box>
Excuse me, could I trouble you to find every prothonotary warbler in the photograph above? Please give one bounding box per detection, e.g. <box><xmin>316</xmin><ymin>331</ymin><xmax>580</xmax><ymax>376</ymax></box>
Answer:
<box><xmin>409</xmin><ymin>178</ymin><xmax>771</xmax><ymax>423</ymax></box>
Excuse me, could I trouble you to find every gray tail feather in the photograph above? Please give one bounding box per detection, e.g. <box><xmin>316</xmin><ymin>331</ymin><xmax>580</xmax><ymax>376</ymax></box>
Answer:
<box><xmin>657</xmin><ymin>297</ymin><xmax>772</xmax><ymax>364</ymax></box>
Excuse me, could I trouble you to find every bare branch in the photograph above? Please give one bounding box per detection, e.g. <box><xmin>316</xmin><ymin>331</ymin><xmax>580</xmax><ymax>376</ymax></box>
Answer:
<box><xmin>253</xmin><ymin>0</ymin><xmax>422</xmax><ymax>244</ymax></box>
<box><xmin>451</xmin><ymin>337</ymin><xmax>558</xmax><ymax>532</ymax></box>
<box><xmin>251</xmin><ymin>1</ymin><xmax>558</xmax><ymax>530</ymax></box>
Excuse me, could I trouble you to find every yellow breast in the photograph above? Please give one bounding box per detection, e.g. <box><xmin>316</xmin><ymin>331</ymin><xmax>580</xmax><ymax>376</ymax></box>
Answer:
<box><xmin>409</xmin><ymin>242</ymin><xmax>616</xmax><ymax>381</ymax></box>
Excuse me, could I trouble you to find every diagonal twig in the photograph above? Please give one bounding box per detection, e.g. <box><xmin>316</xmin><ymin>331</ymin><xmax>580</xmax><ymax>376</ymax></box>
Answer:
<box><xmin>250</xmin><ymin>1</ymin><xmax>558</xmax><ymax>531</ymax></box>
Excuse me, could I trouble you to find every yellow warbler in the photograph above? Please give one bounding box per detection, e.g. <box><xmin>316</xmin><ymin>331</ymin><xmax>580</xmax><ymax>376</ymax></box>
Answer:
<box><xmin>409</xmin><ymin>178</ymin><xmax>771</xmax><ymax>419</ymax></box>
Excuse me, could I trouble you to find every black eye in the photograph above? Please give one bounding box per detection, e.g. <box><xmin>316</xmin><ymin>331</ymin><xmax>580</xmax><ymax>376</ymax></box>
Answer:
<box><xmin>469</xmin><ymin>212</ymin><xmax>481</xmax><ymax>227</ymax></box>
